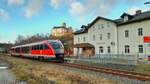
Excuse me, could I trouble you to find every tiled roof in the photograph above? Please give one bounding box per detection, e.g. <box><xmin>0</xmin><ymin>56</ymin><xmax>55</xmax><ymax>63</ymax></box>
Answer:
<box><xmin>74</xmin><ymin>25</ymin><xmax>88</xmax><ymax>35</ymax></box>
<box><xmin>74</xmin><ymin>16</ymin><xmax>116</xmax><ymax>35</ymax></box>
<box><xmin>74</xmin><ymin>10</ymin><xmax>150</xmax><ymax>35</ymax></box>
<box><xmin>120</xmin><ymin>13</ymin><xmax>133</xmax><ymax>18</ymax></box>
<box><xmin>86</xmin><ymin>16</ymin><xmax>116</xmax><ymax>30</ymax></box>
<box><xmin>74</xmin><ymin>43</ymin><xmax>94</xmax><ymax>48</ymax></box>
<box><xmin>53</xmin><ymin>26</ymin><xmax>67</xmax><ymax>29</ymax></box>
<box><xmin>117</xmin><ymin>11</ymin><xmax>150</xmax><ymax>25</ymax></box>
<box><xmin>74</xmin><ymin>28</ymin><xmax>87</xmax><ymax>35</ymax></box>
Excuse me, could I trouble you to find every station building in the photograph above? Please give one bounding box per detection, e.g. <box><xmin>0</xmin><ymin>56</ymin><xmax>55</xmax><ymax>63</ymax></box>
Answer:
<box><xmin>74</xmin><ymin>10</ymin><xmax>150</xmax><ymax>60</ymax></box>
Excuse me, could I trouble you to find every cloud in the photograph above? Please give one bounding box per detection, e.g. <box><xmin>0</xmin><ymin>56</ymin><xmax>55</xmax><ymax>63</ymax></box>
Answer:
<box><xmin>44</xmin><ymin>0</ymin><xmax>118</xmax><ymax>20</ymax></box>
<box><xmin>24</xmin><ymin>0</ymin><xmax>43</xmax><ymax>19</ymax></box>
<box><xmin>69</xmin><ymin>0</ymin><xmax>117</xmax><ymax>18</ymax></box>
<box><xmin>8</xmin><ymin>0</ymin><xmax>24</xmax><ymax>6</ymax></box>
<box><xmin>127</xmin><ymin>6</ymin><xmax>150</xmax><ymax>15</ymax></box>
<box><xmin>125</xmin><ymin>0</ymin><xmax>142</xmax><ymax>4</ymax></box>
<box><xmin>69</xmin><ymin>1</ymin><xmax>86</xmax><ymax>17</ymax></box>
<box><xmin>49</xmin><ymin>0</ymin><xmax>76</xmax><ymax>9</ymax></box>
<box><xmin>0</xmin><ymin>8</ymin><xmax>10</xmax><ymax>21</ymax></box>
<box><xmin>50</xmin><ymin>0</ymin><xmax>62</xmax><ymax>9</ymax></box>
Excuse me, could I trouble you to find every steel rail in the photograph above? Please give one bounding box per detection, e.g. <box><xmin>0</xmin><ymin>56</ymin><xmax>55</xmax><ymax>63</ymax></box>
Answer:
<box><xmin>60</xmin><ymin>63</ymin><xmax>150</xmax><ymax>81</ymax></box>
<box><xmin>2</xmin><ymin>54</ymin><xmax>150</xmax><ymax>82</ymax></box>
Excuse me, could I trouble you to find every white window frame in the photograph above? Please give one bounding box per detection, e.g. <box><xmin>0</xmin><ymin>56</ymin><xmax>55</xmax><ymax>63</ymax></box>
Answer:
<box><xmin>100</xmin><ymin>34</ymin><xmax>102</xmax><ymax>40</ymax></box>
<box><xmin>125</xmin><ymin>45</ymin><xmax>130</xmax><ymax>53</ymax></box>
<box><xmin>138</xmin><ymin>45</ymin><xmax>143</xmax><ymax>53</ymax></box>
<box><xmin>138</xmin><ymin>28</ymin><xmax>143</xmax><ymax>36</ymax></box>
<box><xmin>125</xmin><ymin>30</ymin><xmax>129</xmax><ymax>38</ymax></box>
<box><xmin>107</xmin><ymin>46</ymin><xmax>111</xmax><ymax>53</ymax></box>
<box><xmin>93</xmin><ymin>35</ymin><xmax>95</xmax><ymax>41</ymax></box>
<box><xmin>99</xmin><ymin>46</ymin><xmax>103</xmax><ymax>54</ymax></box>
<box><xmin>107</xmin><ymin>33</ymin><xmax>110</xmax><ymax>39</ymax></box>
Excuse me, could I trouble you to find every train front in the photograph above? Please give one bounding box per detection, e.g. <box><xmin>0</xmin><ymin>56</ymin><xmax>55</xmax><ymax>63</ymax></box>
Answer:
<box><xmin>48</xmin><ymin>40</ymin><xmax>64</xmax><ymax>62</ymax></box>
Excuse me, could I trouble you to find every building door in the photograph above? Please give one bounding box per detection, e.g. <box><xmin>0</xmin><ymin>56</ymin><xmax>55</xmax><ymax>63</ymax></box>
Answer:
<box><xmin>99</xmin><ymin>46</ymin><xmax>103</xmax><ymax>54</ymax></box>
<box><xmin>77</xmin><ymin>48</ymin><xmax>79</xmax><ymax>57</ymax></box>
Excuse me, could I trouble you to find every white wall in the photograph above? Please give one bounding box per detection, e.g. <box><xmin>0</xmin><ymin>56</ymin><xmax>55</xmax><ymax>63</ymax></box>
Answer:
<box><xmin>74</xmin><ymin>18</ymin><xmax>150</xmax><ymax>60</ymax></box>
<box><xmin>118</xmin><ymin>20</ymin><xmax>150</xmax><ymax>59</ymax></box>
<box><xmin>74</xmin><ymin>33</ymin><xmax>88</xmax><ymax>44</ymax></box>
<box><xmin>88</xmin><ymin>19</ymin><xmax>118</xmax><ymax>54</ymax></box>
<box><xmin>74</xmin><ymin>33</ymin><xmax>88</xmax><ymax>55</ymax></box>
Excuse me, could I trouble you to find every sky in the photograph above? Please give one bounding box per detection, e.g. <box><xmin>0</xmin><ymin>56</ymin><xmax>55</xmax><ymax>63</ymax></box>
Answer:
<box><xmin>0</xmin><ymin>0</ymin><xmax>150</xmax><ymax>43</ymax></box>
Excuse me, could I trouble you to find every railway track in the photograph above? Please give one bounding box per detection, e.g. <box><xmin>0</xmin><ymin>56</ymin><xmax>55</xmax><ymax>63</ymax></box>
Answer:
<box><xmin>1</xmin><ymin>54</ymin><xmax>150</xmax><ymax>82</ymax></box>
<box><xmin>59</xmin><ymin>63</ymin><xmax>150</xmax><ymax>82</ymax></box>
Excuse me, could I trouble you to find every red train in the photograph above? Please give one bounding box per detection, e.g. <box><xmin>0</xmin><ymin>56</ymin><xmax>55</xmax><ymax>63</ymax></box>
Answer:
<box><xmin>10</xmin><ymin>40</ymin><xmax>64</xmax><ymax>62</ymax></box>
<box><xmin>148</xmin><ymin>56</ymin><xmax>150</xmax><ymax>61</ymax></box>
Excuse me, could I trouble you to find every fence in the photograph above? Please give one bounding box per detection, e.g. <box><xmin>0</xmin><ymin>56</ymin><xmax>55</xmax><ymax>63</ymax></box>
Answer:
<box><xmin>69</xmin><ymin>54</ymin><xmax>138</xmax><ymax>65</ymax></box>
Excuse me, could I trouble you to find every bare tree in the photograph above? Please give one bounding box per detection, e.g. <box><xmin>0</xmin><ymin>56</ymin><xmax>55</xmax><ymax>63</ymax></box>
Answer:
<box><xmin>15</xmin><ymin>33</ymin><xmax>50</xmax><ymax>45</ymax></box>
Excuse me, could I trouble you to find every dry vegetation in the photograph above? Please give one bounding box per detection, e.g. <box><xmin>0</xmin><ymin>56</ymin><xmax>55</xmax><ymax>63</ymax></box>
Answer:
<box><xmin>0</xmin><ymin>55</ymin><xmax>117</xmax><ymax>84</ymax></box>
<box><xmin>134</xmin><ymin>63</ymin><xmax>150</xmax><ymax>75</ymax></box>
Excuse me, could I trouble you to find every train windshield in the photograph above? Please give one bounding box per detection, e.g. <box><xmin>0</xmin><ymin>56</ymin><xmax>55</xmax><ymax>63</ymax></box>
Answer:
<box><xmin>49</xmin><ymin>42</ymin><xmax>62</xmax><ymax>49</ymax></box>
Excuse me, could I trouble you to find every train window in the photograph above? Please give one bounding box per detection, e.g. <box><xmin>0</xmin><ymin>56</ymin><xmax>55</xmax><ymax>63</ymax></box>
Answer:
<box><xmin>33</xmin><ymin>45</ymin><xmax>36</xmax><ymax>50</ymax></box>
<box><xmin>40</xmin><ymin>44</ymin><xmax>43</xmax><ymax>50</ymax></box>
<box><xmin>18</xmin><ymin>48</ymin><xmax>20</xmax><ymax>53</ymax></box>
<box><xmin>32</xmin><ymin>46</ymin><xmax>34</xmax><ymax>50</ymax></box>
<box><xmin>23</xmin><ymin>47</ymin><xmax>26</xmax><ymax>53</ymax></box>
<box><xmin>22</xmin><ymin>46</ymin><xmax>29</xmax><ymax>53</ymax></box>
<box><xmin>34</xmin><ymin>45</ymin><xmax>36</xmax><ymax>50</ymax></box>
<box><xmin>44</xmin><ymin>44</ymin><xmax>49</xmax><ymax>49</ymax></box>
<box><xmin>49</xmin><ymin>42</ymin><xmax>61</xmax><ymax>49</ymax></box>
<box><xmin>35</xmin><ymin>45</ymin><xmax>38</xmax><ymax>50</ymax></box>
<box><xmin>15</xmin><ymin>48</ymin><xmax>20</xmax><ymax>53</ymax></box>
<box><xmin>34</xmin><ymin>46</ymin><xmax>36</xmax><ymax>50</ymax></box>
<box><xmin>37</xmin><ymin>45</ymin><xmax>40</xmax><ymax>50</ymax></box>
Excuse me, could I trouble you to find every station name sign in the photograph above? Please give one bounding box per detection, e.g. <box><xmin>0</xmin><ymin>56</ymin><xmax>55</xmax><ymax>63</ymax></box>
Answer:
<box><xmin>144</xmin><ymin>36</ymin><xmax>150</xmax><ymax>43</ymax></box>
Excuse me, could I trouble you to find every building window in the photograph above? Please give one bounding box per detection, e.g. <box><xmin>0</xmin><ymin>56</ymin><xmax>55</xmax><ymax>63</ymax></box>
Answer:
<box><xmin>99</xmin><ymin>46</ymin><xmax>103</xmax><ymax>53</ymax></box>
<box><xmin>78</xmin><ymin>37</ymin><xmax>80</xmax><ymax>42</ymax></box>
<box><xmin>100</xmin><ymin>34</ymin><xmax>102</xmax><ymax>40</ymax></box>
<box><xmin>98</xmin><ymin>24</ymin><xmax>101</xmax><ymax>29</ymax></box>
<box><xmin>101</xmin><ymin>24</ymin><xmax>104</xmax><ymax>29</ymax></box>
<box><xmin>124</xmin><ymin>16</ymin><xmax>128</xmax><ymax>22</ymax></box>
<box><xmin>93</xmin><ymin>26</ymin><xmax>95</xmax><ymax>31</ymax></box>
<box><xmin>107</xmin><ymin>22</ymin><xmax>110</xmax><ymax>27</ymax></box>
<box><xmin>107</xmin><ymin>46</ymin><xmax>111</xmax><ymax>53</ymax></box>
<box><xmin>138</xmin><ymin>45</ymin><xmax>143</xmax><ymax>53</ymax></box>
<box><xmin>125</xmin><ymin>30</ymin><xmax>129</xmax><ymax>37</ymax></box>
<box><xmin>93</xmin><ymin>35</ymin><xmax>95</xmax><ymax>41</ymax></box>
<box><xmin>125</xmin><ymin>45</ymin><xmax>130</xmax><ymax>53</ymax></box>
<box><xmin>138</xmin><ymin>28</ymin><xmax>143</xmax><ymax>36</ymax></box>
<box><xmin>83</xmin><ymin>37</ymin><xmax>86</xmax><ymax>42</ymax></box>
<box><xmin>107</xmin><ymin>33</ymin><xmax>110</xmax><ymax>39</ymax></box>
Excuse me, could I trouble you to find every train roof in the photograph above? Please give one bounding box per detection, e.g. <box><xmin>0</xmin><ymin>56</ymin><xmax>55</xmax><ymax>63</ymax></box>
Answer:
<box><xmin>11</xmin><ymin>40</ymin><xmax>60</xmax><ymax>49</ymax></box>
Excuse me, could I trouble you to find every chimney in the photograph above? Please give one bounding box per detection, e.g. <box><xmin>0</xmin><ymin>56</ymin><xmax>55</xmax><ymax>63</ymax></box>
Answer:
<box><xmin>62</xmin><ymin>22</ymin><xmax>66</xmax><ymax>27</ymax></box>
<box><xmin>136</xmin><ymin>10</ymin><xmax>142</xmax><ymax>15</ymax></box>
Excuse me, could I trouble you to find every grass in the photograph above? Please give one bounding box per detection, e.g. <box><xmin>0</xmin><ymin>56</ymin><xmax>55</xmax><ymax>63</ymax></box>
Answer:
<box><xmin>134</xmin><ymin>64</ymin><xmax>150</xmax><ymax>75</ymax></box>
<box><xmin>71</xmin><ymin>59</ymin><xmax>150</xmax><ymax>75</ymax></box>
<box><xmin>0</xmin><ymin>55</ymin><xmax>118</xmax><ymax>84</ymax></box>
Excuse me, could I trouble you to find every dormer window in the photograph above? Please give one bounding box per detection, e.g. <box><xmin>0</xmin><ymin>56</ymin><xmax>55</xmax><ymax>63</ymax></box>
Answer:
<box><xmin>121</xmin><ymin>13</ymin><xmax>133</xmax><ymax>22</ymax></box>
<box><xmin>124</xmin><ymin>16</ymin><xmax>128</xmax><ymax>22</ymax></box>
